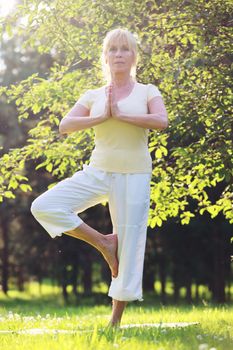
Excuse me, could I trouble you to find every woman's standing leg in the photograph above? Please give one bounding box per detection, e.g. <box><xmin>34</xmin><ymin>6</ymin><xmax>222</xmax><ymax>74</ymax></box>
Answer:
<box><xmin>107</xmin><ymin>172</ymin><xmax>151</xmax><ymax>326</ymax></box>
<box><xmin>108</xmin><ymin>300</ymin><xmax>128</xmax><ymax>327</ymax></box>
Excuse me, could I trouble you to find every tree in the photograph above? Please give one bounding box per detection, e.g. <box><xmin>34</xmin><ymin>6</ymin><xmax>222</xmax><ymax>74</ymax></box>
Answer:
<box><xmin>0</xmin><ymin>0</ymin><xmax>232</xmax><ymax>229</ymax></box>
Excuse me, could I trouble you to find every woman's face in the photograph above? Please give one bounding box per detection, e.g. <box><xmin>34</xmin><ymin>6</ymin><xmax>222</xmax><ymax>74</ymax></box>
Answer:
<box><xmin>105</xmin><ymin>38</ymin><xmax>135</xmax><ymax>75</ymax></box>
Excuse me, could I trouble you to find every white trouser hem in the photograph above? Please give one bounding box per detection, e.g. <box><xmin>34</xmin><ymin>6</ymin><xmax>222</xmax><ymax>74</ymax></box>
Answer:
<box><xmin>49</xmin><ymin>220</ymin><xmax>84</xmax><ymax>239</ymax></box>
<box><xmin>31</xmin><ymin>206</ymin><xmax>84</xmax><ymax>239</ymax></box>
<box><xmin>108</xmin><ymin>292</ymin><xmax>144</xmax><ymax>302</ymax></box>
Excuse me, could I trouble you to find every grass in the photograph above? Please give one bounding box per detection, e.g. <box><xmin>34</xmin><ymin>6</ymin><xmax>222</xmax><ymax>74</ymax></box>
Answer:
<box><xmin>0</xmin><ymin>284</ymin><xmax>232</xmax><ymax>350</ymax></box>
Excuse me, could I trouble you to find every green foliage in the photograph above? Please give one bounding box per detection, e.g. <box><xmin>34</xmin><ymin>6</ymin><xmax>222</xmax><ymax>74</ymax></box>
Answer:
<box><xmin>0</xmin><ymin>0</ymin><xmax>232</xmax><ymax>227</ymax></box>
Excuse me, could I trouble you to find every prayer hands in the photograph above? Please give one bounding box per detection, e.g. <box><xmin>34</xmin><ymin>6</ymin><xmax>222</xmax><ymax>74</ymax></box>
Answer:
<box><xmin>109</xmin><ymin>83</ymin><xmax>121</xmax><ymax>118</ymax></box>
<box><xmin>104</xmin><ymin>84</ymin><xmax>121</xmax><ymax>120</ymax></box>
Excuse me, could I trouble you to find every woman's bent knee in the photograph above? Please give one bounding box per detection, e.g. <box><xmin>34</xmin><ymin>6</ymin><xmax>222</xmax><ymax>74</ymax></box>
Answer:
<box><xmin>31</xmin><ymin>197</ymin><xmax>46</xmax><ymax>217</ymax></box>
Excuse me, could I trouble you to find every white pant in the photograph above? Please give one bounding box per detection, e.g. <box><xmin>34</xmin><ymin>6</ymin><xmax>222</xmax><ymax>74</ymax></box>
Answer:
<box><xmin>31</xmin><ymin>165</ymin><xmax>151</xmax><ymax>301</ymax></box>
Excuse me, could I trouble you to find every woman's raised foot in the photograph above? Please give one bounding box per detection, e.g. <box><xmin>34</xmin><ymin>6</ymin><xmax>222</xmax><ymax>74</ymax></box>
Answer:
<box><xmin>101</xmin><ymin>233</ymin><xmax>118</xmax><ymax>278</ymax></box>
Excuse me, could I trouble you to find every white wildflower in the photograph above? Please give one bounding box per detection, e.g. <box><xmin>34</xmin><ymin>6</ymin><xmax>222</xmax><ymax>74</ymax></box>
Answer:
<box><xmin>23</xmin><ymin>316</ymin><xmax>35</xmax><ymax>321</ymax></box>
<box><xmin>199</xmin><ymin>344</ymin><xmax>209</xmax><ymax>350</ymax></box>
<box><xmin>14</xmin><ymin>313</ymin><xmax>21</xmax><ymax>320</ymax></box>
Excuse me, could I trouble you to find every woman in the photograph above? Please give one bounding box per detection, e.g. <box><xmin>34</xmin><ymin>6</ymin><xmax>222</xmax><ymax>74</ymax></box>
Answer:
<box><xmin>31</xmin><ymin>27</ymin><xmax>168</xmax><ymax>327</ymax></box>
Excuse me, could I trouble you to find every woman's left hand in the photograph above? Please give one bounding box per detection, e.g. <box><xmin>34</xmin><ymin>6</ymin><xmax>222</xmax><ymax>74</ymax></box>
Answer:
<box><xmin>109</xmin><ymin>84</ymin><xmax>122</xmax><ymax>119</ymax></box>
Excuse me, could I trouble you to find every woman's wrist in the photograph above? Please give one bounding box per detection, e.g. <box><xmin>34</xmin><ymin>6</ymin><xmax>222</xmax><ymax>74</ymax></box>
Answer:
<box><xmin>97</xmin><ymin>114</ymin><xmax>109</xmax><ymax>122</ymax></box>
<box><xmin>112</xmin><ymin>113</ymin><xmax>125</xmax><ymax>121</ymax></box>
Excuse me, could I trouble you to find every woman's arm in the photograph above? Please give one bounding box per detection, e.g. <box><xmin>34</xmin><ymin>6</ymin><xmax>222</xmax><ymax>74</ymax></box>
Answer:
<box><xmin>115</xmin><ymin>96</ymin><xmax>168</xmax><ymax>130</ymax></box>
<box><xmin>59</xmin><ymin>103</ymin><xmax>107</xmax><ymax>134</ymax></box>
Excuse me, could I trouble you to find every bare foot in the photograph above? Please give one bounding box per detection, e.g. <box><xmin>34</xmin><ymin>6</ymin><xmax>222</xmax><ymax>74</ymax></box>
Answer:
<box><xmin>101</xmin><ymin>233</ymin><xmax>118</xmax><ymax>278</ymax></box>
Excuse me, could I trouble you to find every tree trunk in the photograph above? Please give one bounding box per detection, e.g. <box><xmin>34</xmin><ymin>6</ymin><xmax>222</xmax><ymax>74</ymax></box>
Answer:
<box><xmin>38</xmin><ymin>275</ymin><xmax>42</xmax><ymax>295</ymax></box>
<box><xmin>158</xmin><ymin>256</ymin><xmax>166</xmax><ymax>304</ymax></box>
<box><xmin>172</xmin><ymin>268</ymin><xmax>180</xmax><ymax>303</ymax></box>
<box><xmin>72</xmin><ymin>262</ymin><xmax>78</xmax><ymax>297</ymax></box>
<box><xmin>17</xmin><ymin>267</ymin><xmax>25</xmax><ymax>292</ymax></box>
<box><xmin>62</xmin><ymin>266</ymin><xmax>68</xmax><ymax>302</ymax></box>
<box><xmin>185</xmin><ymin>275</ymin><xmax>192</xmax><ymax>303</ymax></box>
<box><xmin>195</xmin><ymin>283</ymin><xmax>199</xmax><ymax>301</ymax></box>
<box><xmin>0</xmin><ymin>215</ymin><xmax>9</xmax><ymax>294</ymax></box>
<box><xmin>82</xmin><ymin>255</ymin><xmax>92</xmax><ymax>295</ymax></box>
<box><xmin>212</xmin><ymin>226</ymin><xmax>226</xmax><ymax>303</ymax></box>
<box><xmin>143</xmin><ymin>260</ymin><xmax>155</xmax><ymax>292</ymax></box>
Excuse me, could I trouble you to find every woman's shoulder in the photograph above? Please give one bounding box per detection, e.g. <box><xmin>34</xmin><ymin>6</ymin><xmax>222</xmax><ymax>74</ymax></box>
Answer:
<box><xmin>88</xmin><ymin>85</ymin><xmax>106</xmax><ymax>95</ymax></box>
<box><xmin>136</xmin><ymin>81</ymin><xmax>159</xmax><ymax>89</ymax></box>
<box><xmin>135</xmin><ymin>81</ymin><xmax>162</xmax><ymax>100</ymax></box>
<box><xmin>134</xmin><ymin>82</ymin><xmax>158</xmax><ymax>95</ymax></box>
<box><xmin>136</xmin><ymin>81</ymin><xmax>147</xmax><ymax>87</ymax></box>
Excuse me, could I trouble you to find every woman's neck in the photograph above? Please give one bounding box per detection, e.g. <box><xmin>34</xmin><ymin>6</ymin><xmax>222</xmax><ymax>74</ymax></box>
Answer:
<box><xmin>110</xmin><ymin>74</ymin><xmax>135</xmax><ymax>88</ymax></box>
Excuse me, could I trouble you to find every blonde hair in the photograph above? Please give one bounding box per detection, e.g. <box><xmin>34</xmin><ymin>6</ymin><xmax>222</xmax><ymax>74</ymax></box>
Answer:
<box><xmin>101</xmin><ymin>28</ymin><xmax>138</xmax><ymax>83</ymax></box>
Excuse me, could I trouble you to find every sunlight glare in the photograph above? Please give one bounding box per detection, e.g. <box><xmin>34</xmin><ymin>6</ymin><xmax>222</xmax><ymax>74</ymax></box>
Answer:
<box><xmin>0</xmin><ymin>0</ymin><xmax>16</xmax><ymax>17</ymax></box>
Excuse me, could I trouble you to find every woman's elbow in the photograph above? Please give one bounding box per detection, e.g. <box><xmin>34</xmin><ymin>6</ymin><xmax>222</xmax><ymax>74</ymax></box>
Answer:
<box><xmin>59</xmin><ymin>118</ymin><xmax>68</xmax><ymax>134</ymax></box>
<box><xmin>162</xmin><ymin>116</ymin><xmax>169</xmax><ymax>129</ymax></box>
<box><xmin>59</xmin><ymin>122</ymin><xmax>65</xmax><ymax>135</ymax></box>
<box><xmin>157</xmin><ymin>115</ymin><xmax>168</xmax><ymax>130</ymax></box>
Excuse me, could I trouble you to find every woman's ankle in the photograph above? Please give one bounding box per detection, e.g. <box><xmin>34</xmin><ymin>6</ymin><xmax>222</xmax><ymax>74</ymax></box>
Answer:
<box><xmin>108</xmin><ymin>318</ymin><xmax>121</xmax><ymax>327</ymax></box>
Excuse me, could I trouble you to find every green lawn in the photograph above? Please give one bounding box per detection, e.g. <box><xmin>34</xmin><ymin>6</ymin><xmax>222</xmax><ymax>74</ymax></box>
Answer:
<box><xmin>0</xmin><ymin>287</ymin><xmax>232</xmax><ymax>350</ymax></box>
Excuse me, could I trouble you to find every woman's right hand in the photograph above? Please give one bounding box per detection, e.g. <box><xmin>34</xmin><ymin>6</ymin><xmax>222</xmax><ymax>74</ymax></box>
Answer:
<box><xmin>101</xmin><ymin>85</ymin><xmax>112</xmax><ymax>121</ymax></box>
